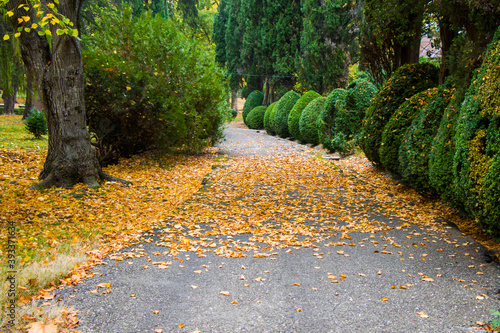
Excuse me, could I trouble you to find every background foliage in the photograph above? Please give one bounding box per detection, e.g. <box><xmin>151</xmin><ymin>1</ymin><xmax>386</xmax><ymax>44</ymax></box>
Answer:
<box><xmin>84</xmin><ymin>7</ymin><xmax>228</xmax><ymax>166</ymax></box>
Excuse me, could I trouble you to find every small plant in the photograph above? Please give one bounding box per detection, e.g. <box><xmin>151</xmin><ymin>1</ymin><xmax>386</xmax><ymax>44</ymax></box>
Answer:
<box><xmin>230</xmin><ymin>109</ymin><xmax>238</xmax><ymax>118</ymax></box>
<box><xmin>490</xmin><ymin>309</ymin><xmax>500</xmax><ymax>330</ymax></box>
<box><xmin>24</xmin><ymin>109</ymin><xmax>48</xmax><ymax>139</ymax></box>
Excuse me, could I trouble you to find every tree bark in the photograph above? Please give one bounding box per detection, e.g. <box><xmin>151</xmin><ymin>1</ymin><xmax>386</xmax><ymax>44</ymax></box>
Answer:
<box><xmin>7</xmin><ymin>0</ymin><xmax>128</xmax><ymax>189</ymax></box>
<box><xmin>23</xmin><ymin>70</ymin><xmax>35</xmax><ymax>119</ymax></box>
<box><xmin>230</xmin><ymin>89</ymin><xmax>238</xmax><ymax>110</ymax></box>
<box><xmin>262</xmin><ymin>76</ymin><xmax>270</xmax><ymax>106</ymax></box>
<box><xmin>438</xmin><ymin>16</ymin><xmax>458</xmax><ymax>85</ymax></box>
<box><xmin>2</xmin><ymin>83</ymin><xmax>17</xmax><ymax>115</ymax></box>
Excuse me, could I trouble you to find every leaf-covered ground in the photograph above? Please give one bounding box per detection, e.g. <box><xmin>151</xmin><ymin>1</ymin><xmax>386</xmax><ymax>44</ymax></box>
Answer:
<box><xmin>1</xmin><ymin>117</ymin><xmax>500</xmax><ymax>332</ymax></box>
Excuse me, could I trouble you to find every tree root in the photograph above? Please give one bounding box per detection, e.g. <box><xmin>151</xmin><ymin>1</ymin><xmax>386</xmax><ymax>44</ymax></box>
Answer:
<box><xmin>100</xmin><ymin>172</ymin><xmax>132</xmax><ymax>186</ymax></box>
<box><xmin>30</xmin><ymin>172</ymin><xmax>132</xmax><ymax>190</ymax></box>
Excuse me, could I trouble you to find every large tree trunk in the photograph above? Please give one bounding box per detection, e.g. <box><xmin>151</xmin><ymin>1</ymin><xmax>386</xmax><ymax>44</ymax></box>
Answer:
<box><xmin>2</xmin><ymin>83</ymin><xmax>17</xmax><ymax>115</ymax></box>
<box><xmin>23</xmin><ymin>70</ymin><xmax>35</xmax><ymax>119</ymax></box>
<box><xmin>7</xmin><ymin>0</ymin><xmax>127</xmax><ymax>189</ymax></box>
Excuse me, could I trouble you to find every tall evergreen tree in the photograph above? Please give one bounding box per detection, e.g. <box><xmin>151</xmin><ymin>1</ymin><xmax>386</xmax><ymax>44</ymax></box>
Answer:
<box><xmin>225</xmin><ymin>0</ymin><xmax>244</xmax><ymax>108</ymax></box>
<box><xmin>298</xmin><ymin>0</ymin><xmax>360</xmax><ymax>94</ymax></box>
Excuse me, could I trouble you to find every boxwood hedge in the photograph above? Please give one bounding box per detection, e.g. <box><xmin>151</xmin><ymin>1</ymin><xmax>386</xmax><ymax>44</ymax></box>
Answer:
<box><xmin>360</xmin><ymin>63</ymin><xmax>439</xmax><ymax>166</ymax></box>
<box><xmin>242</xmin><ymin>90</ymin><xmax>264</xmax><ymax>125</ymax></box>
<box><xmin>275</xmin><ymin>91</ymin><xmax>301</xmax><ymax>138</ymax></box>
<box><xmin>299</xmin><ymin>96</ymin><xmax>326</xmax><ymax>145</ymax></box>
<box><xmin>453</xmin><ymin>27</ymin><xmax>500</xmax><ymax>236</ymax></box>
<box><xmin>264</xmin><ymin>102</ymin><xmax>278</xmax><ymax>136</ymax></box>
<box><xmin>398</xmin><ymin>85</ymin><xmax>453</xmax><ymax>194</ymax></box>
<box><xmin>317</xmin><ymin>89</ymin><xmax>348</xmax><ymax>152</ymax></box>
<box><xmin>380</xmin><ymin>88</ymin><xmax>438</xmax><ymax>175</ymax></box>
<box><xmin>246</xmin><ymin>106</ymin><xmax>267</xmax><ymax>130</ymax></box>
<box><xmin>288</xmin><ymin>91</ymin><xmax>321</xmax><ymax>141</ymax></box>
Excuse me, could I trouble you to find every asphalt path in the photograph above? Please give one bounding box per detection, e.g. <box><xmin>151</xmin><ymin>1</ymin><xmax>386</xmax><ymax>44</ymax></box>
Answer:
<box><xmin>52</xmin><ymin>124</ymin><xmax>500</xmax><ymax>333</ymax></box>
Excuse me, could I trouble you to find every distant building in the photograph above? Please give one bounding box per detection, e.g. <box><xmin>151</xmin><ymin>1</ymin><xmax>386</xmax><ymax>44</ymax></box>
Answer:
<box><xmin>420</xmin><ymin>36</ymin><xmax>441</xmax><ymax>59</ymax></box>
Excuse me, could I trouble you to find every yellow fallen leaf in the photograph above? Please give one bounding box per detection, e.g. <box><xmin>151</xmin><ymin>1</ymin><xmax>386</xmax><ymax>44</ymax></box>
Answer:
<box><xmin>294</xmin><ymin>282</ymin><xmax>300</xmax><ymax>286</ymax></box>
<box><xmin>220</xmin><ymin>291</ymin><xmax>230</xmax><ymax>296</ymax></box>
<box><xmin>153</xmin><ymin>310</ymin><xmax>160</xmax><ymax>314</ymax></box>
<box><xmin>417</xmin><ymin>311</ymin><xmax>429</xmax><ymax>318</ymax></box>
<box><xmin>231</xmin><ymin>300</ymin><xmax>238</xmax><ymax>304</ymax></box>
<box><xmin>254</xmin><ymin>276</ymin><xmax>262</xmax><ymax>282</ymax></box>
<box><xmin>296</xmin><ymin>308</ymin><xmax>302</xmax><ymax>312</ymax></box>
<box><xmin>179</xmin><ymin>324</ymin><xmax>184</xmax><ymax>328</ymax></box>
<box><xmin>25</xmin><ymin>321</ymin><xmax>58</xmax><ymax>333</ymax></box>
<box><xmin>382</xmin><ymin>297</ymin><xmax>388</xmax><ymax>301</ymax></box>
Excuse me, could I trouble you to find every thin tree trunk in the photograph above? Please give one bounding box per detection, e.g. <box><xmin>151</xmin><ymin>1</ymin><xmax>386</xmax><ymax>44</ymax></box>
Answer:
<box><xmin>2</xmin><ymin>83</ymin><xmax>17</xmax><ymax>115</ymax></box>
<box><xmin>438</xmin><ymin>16</ymin><xmax>457</xmax><ymax>85</ymax></box>
<box><xmin>262</xmin><ymin>76</ymin><xmax>270</xmax><ymax>106</ymax></box>
<box><xmin>230</xmin><ymin>90</ymin><xmax>238</xmax><ymax>110</ymax></box>
<box><xmin>23</xmin><ymin>70</ymin><xmax>35</xmax><ymax>119</ymax></box>
<box><xmin>7</xmin><ymin>0</ymin><xmax>128</xmax><ymax>189</ymax></box>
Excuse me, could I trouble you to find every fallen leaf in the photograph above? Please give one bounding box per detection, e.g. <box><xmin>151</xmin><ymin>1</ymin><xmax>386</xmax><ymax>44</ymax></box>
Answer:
<box><xmin>25</xmin><ymin>322</ymin><xmax>58</xmax><ymax>333</ymax></box>
<box><xmin>254</xmin><ymin>276</ymin><xmax>262</xmax><ymax>282</ymax></box>
<box><xmin>382</xmin><ymin>297</ymin><xmax>388</xmax><ymax>301</ymax></box>
<box><xmin>220</xmin><ymin>291</ymin><xmax>230</xmax><ymax>296</ymax></box>
<box><xmin>417</xmin><ymin>311</ymin><xmax>429</xmax><ymax>318</ymax></box>
<box><xmin>231</xmin><ymin>300</ymin><xmax>238</xmax><ymax>304</ymax></box>
<box><xmin>179</xmin><ymin>324</ymin><xmax>184</xmax><ymax>328</ymax></box>
<box><xmin>153</xmin><ymin>310</ymin><xmax>160</xmax><ymax>314</ymax></box>
<box><xmin>296</xmin><ymin>308</ymin><xmax>302</xmax><ymax>312</ymax></box>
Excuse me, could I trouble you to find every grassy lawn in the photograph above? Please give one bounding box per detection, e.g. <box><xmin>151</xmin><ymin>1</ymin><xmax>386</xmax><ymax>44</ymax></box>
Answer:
<box><xmin>0</xmin><ymin>115</ymin><xmax>215</xmax><ymax>330</ymax></box>
<box><xmin>0</xmin><ymin>115</ymin><xmax>48</xmax><ymax>150</ymax></box>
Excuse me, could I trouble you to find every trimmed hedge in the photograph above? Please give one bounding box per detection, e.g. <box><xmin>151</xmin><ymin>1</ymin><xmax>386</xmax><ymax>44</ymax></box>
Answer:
<box><xmin>428</xmin><ymin>90</ymin><xmax>464</xmax><ymax>204</ymax></box>
<box><xmin>299</xmin><ymin>96</ymin><xmax>326</xmax><ymax>145</ymax></box>
<box><xmin>380</xmin><ymin>88</ymin><xmax>438</xmax><ymax>175</ymax></box>
<box><xmin>360</xmin><ymin>63</ymin><xmax>439</xmax><ymax>166</ymax></box>
<box><xmin>398</xmin><ymin>84</ymin><xmax>453</xmax><ymax>194</ymax></box>
<box><xmin>288</xmin><ymin>90</ymin><xmax>321</xmax><ymax>141</ymax></box>
<box><xmin>344</xmin><ymin>79</ymin><xmax>377</xmax><ymax>135</ymax></box>
<box><xmin>317</xmin><ymin>89</ymin><xmax>348</xmax><ymax>152</ymax></box>
<box><xmin>264</xmin><ymin>102</ymin><xmax>278</xmax><ymax>136</ymax></box>
<box><xmin>246</xmin><ymin>106</ymin><xmax>267</xmax><ymax>130</ymax></box>
<box><xmin>242</xmin><ymin>90</ymin><xmax>264</xmax><ymax>125</ymax></box>
<box><xmin>453</xmin><ymin>27</ymin><xmax>500</xmax><ymax>236</ymax></box>
<box><xmin>275</xmin><ymin>91</ymin><xmax>301</xmax><ymax>138</ymax></box>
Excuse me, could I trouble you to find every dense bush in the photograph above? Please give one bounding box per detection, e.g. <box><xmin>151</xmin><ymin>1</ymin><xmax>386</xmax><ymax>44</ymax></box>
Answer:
<box><xmin>299</xmin><ymin>96</ymin><xmax>326</xmax><ymax>145</ymax></box>
<box><xmin>428</xmin><ymin>90</ymin><xmax>464</xmax><ymax>204</ymax></box>
<box><xmin>288</xmin><ymin>90</ymin><xmax>321</xmax><ymax>141</ymax></box>
<box><xmin>344</xmin><ymin>79</ymin><xmax>377</xmax><ymax>125</ymax></box>
<box><xmin>264</xmin><ymin>102</ymin><xmax>278</xmax><ymax>135</ymax></box>
<box><xmin>380</xmin><ymin>88</ymin><xmax>438</xmax><ymax>175</ymax></box>
<box><xmin>84</xmin><ymin>8</ymin><xmax>228</xmax><ymax>165</ymax></box>
<box><xmin>24</xmin><ymin>109</ymin><xmax>47</xmax><ymax>139</ymax></box>
<box><xmin>275</xmin><ymin>91</ymin><xmax>301</xmax><ymax>138</ymax></box>
<box><xmin>230</xmin><ymin>109</ymin><xmax>238</xmax><ymax>118</ymax></box>
<box><xmin>453</xmin><ymin>28</ymin><xmax>500</xmax><ymax>236</ymax></box>
<box><xmin>242</xmin><ymin>90</ymin><xmax>264</xmax><ymax>125</ymax></box>
<box><xmin>246</xmin><ymin>106</ymin><xmax>267</xmax><ymax>130</ymax></box>
<box><xmin>317</xmin><ymin>89</ymin><xmax>347</xmax><ymax>152</ymax></box>
<box><xmin>359</xmin><ymin>63</ymin><xmax>439</xmax><ymax>166</ymax></box>
<box><xmin>398</xmin><ymin>85</ymin><xmax>453</xmax><ymax>194</ymax></box>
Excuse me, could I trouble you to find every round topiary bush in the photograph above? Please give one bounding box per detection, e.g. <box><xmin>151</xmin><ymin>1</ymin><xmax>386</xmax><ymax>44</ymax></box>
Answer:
<box><xmin>299</xmin><ymin>96</ymin><xmax>326</xmax><ymax>145</ymax></box>
<box><xmin>343</xmin><ymin>79</ymin><xmax>377</xmax><ymax>132</ymax></box>
<box><xmin>288</xmin><ymin>90</ymin><xmax>321</xmax><ymax>141</ymax></box>
<box><xmin>398</xmin><ymin>84</ymin><xmax>454</xmax><ymax>194</ymax></box>
<box><xmin>24</xmin><ymin>109</ymin><xmax>48</xmax><ymax>139</ymax></box>
<box><xmin>264</xmin><ymin>102</ymin><xmax>278</xmax><ymax>136</ymax></box>
<box><xmin>453</xmin><ymin>27</ymin><xmax>500</xmax><ymax>236</ymax></box>
<box><xmin>359</xmin><ymin>63</ymin><xmax>439</xmax><ymax>166</ymax></box>
<box><xmin>230</xmin><ymin>109</ymin><xmax>238</xmax><ymax>118</ymax></box>
<box><xmin>380</xmin><ymin>88</ymin><xmax>438</xmax><ymax>175</ymax></box>
<box><xmin>275</xmin><ymin>91</ymin><xmax>301</xmax><ymax>138</ymax></box>
<box><xmin>428</xmin><ymin>89</ymin><xmax>464</xmax><ymax>204</ymax></box>
<box><xmin>246</xmin><ymin>106</ymin><xmax>267</xmax><ymax>130</ymax></box>
<box><xmin>317</xmin><ymin>89</ymin><xmax>348</xmax><ymax>152</ymax></box>
<box><xmin>242</xmin><ymin>90</ymin><xmax>264</xmax><ymax>125</ymax></box>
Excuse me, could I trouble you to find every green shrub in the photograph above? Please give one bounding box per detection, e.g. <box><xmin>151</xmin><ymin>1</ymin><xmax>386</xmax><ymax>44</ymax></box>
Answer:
<box><xmin>453</xmin><ymin>27</ymin><xmax>500</xmax><ymax>236</ymax></box>
<box><xmin>317</xmin><ymin>89</ymin><xmax>347</xmax><ymax>152</ymax></box>
<box><xmin>84</xmin><ymin>8</ymin><xmax>228</xmax><ymax>165</ymax></box>
<box><xmin>24</xmin><ymin>109</ymin><xmax>47</xmax><ymax>139</ymax></box>
<box><xmin>242</xmin><ymin>90</ymin><xmax>264</xmax><ymax>125</ymax></box>
<box><xmin>428</xmin><ymin>89</ymin><xmax>465</xmax><ymax>204</ymax></box>
<box><xmin>246</xmin><ymin>106</ymin><xmax>267</xmax><ymax>130</ymax></box>
<box><xmin>288</xmin><ymin>90</ymin><xmax>321</xmax><ymax>141</ymax></box>
<box><xmin>275</xmin><ymin>91</ymin><xmax>301</xmax><ymax>138</ymax></box>
<box><xmin>360</xmin><ymin>63</ymin><xmax>439</xmax><ymax>166</ymax></box>
<box><xmin>230</xmin><ymin>109</ymin><xmax>238</xmax><ymax>118</ymax></box>
<box><xmin>380</xmin><ymin>88</ymin><xmax>438</xmax><ymax>175</ymax></box>
<box><xmin>299</xmin><ymin>96</ymin><xmax>326</xmax><ymax>145</ymax></box>
<box><xmin>263</xmin><ymin>102</ymin><xmax>277</xmax><ymax>135</ymax></box>
<box><xmin>399</xmin><ymin>84</ymin><xmax>454</xmax><ymax>194</ymax></box>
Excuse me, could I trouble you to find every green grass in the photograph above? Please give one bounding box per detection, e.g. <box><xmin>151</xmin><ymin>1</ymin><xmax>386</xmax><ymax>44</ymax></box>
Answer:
<box><xmin>0</xmin><ymin>115</ymin><xmax>48</xmax><ymax>150</ymax></box>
